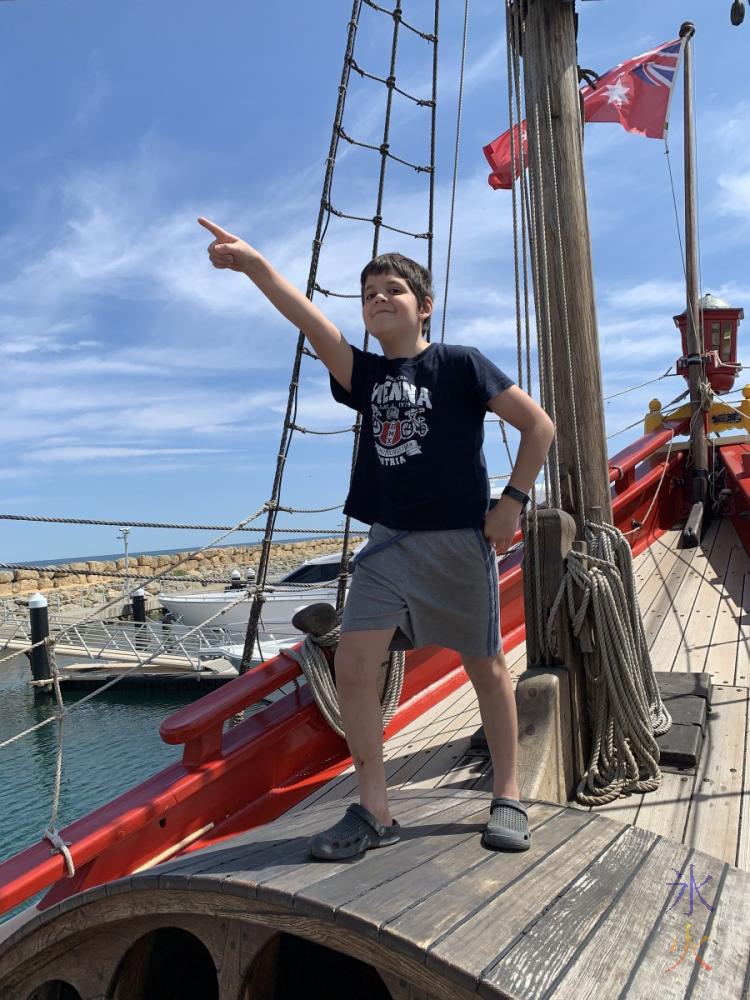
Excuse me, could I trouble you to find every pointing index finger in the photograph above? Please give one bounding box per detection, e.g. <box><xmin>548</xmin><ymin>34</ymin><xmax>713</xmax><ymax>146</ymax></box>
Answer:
<box><xmin>198</xmin><ymin>217</ymin><xmax>234</xmax><ymax>241</ymax></box>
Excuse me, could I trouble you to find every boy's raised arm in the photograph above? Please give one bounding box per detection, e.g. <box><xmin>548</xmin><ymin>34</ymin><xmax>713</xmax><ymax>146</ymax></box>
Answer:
<box><xmin>198</xmin><ymin>217</ymin><xmax>353</xmax><ymax>392</ymax></box>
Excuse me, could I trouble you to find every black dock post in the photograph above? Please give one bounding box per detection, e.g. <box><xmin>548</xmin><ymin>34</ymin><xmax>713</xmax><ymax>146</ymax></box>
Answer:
<box><xmin>28</xmin><ymin>592</ymin><xmax>51</xmax><ymax>685</ymax></box>
<box><xmin>132</xmin><ymin>588</ymin><xmax>147</xmax><ymax>623</ymax></box>
<box><xmin>132</xmin><ymin>587</ymin><xmax>147</xmax><ymax>649</ymax></box>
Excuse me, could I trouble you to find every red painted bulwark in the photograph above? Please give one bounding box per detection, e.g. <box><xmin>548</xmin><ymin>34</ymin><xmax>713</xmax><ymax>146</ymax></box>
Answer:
<box><xmin>0</xmin><ymin>429</ymin><xmax>686</xmax><ymax>917</ymax></box>
<box><xmin>717</xmin><ymin>442</ymin><xmax>750</xmax><ymax>551</ymax></box>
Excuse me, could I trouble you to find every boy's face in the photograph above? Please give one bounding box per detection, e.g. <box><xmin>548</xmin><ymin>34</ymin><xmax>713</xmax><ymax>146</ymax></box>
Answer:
<box><xmin>362</xmin><ymin>272</ymin><xmax>432</xmax><ymax>344</ymax></box>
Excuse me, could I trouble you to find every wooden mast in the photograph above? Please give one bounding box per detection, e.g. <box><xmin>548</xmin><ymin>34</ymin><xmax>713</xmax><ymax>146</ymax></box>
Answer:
<box><xmin>680</xmin><ymin>21</ymin><xmax>710</xmax><ymax>547</ymax></box>
<box><xmin>513</xmin><ymin>0</ymin><xmax>609</xmax><ymax>797</ymax></box>
<box><xmin>521</xmin><ymin>0</ymin><xmax>613</xmax><ymax>534</ymax></box>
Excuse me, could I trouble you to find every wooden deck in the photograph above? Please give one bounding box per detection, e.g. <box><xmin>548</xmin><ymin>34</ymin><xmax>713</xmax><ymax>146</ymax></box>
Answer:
<box><xmin>293</xmin><ymin>516</ymin><xmax>750</xmax><ymax>875</ymax></box>
<box><xmin>1</xmin><ymin>516</ymin><xmax>749</xmax><ymax>999</ymax></box>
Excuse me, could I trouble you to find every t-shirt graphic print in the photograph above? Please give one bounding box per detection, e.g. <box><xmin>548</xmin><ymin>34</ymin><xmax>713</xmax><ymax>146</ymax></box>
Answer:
<box><xmin>330</xmin><ymin>342</ymin><xmax>513</xmax><ymax>530</ymax></box>
<box><xmin>371</xmin><ymin>375</ymin><xmax>432</xmax><ymax>466</ymax></box>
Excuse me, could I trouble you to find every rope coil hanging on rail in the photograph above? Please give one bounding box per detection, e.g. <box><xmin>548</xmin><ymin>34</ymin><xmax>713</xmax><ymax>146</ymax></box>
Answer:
<box><xmin>546</xmin><ymin>521</ymin><xmax>671</xmax><ymax>805</ymax></box>
<box><xmin>285</xmin><ymin>615</ymin><xmax>404</xmax><ymax>737</ymax></box>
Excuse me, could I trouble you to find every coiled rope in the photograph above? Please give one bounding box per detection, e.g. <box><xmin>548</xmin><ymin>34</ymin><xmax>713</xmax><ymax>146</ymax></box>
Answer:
<box><xmin>547</xmin><ymin>521</ymin><xmax>671</xmax><ymax>805</ymax></box>
<box><xmin>285</xmin><ymin>615</ymin><xmax>404</xmax><ymax>737</ymax></box>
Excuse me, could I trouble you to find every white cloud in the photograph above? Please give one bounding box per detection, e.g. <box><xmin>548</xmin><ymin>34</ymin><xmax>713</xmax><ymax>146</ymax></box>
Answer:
<box><xmin>603</xmin><ymin>280</ymin><xmax>685</xmax><ymax>312</ymax></box>
<box><xmin>26</xmin><ymin>446</ymin><xmax>229</xmax><ymax>464</ymax></box>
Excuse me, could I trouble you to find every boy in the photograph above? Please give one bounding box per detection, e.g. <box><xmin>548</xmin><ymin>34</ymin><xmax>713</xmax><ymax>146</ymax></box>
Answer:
<box><xmin>199</xmin><ymin>217</ymin><xmax>555</xmax><ymax>859</ymax></box>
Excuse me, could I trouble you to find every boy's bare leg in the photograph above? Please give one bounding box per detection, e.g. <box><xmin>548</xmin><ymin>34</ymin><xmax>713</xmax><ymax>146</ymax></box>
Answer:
<box><xmin>335</xmin><ymin>627</ymin><xmax>397</xmax><ymax>826</ymax></box>
<box><xmin>461</xmin><ymin>649</ymin><xmax>520</xmax><ymax>800</ymax></box>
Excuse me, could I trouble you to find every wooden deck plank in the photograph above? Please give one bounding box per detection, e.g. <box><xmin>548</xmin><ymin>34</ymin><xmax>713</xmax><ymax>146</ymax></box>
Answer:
<box><xmin>739</xmin><ymin>682</ymin><xmax>750</xmax><ymax>873</ymax></box>
<box><xmin>648</xmin><ymin>521</ymin><xmax>724</xmax><ymax>672</ymax></box>
<box><xmin>702</xmin><ymin>540</ymin><xmax>750</xmax><ymax>685</ymax></box>
<box><xmin>670</xmin><ymin>517</ymin><xmax>735</xmax><ymax>675</ymax></box>
<box><xmin>422</xmin><ymin>816</ymin><xmax>627</xmax><ymax>995</ymax></box>
<box><xmin>169</xmin><ymin>792</ymin><xmax>476</xmax><ymax>897</ymax></box>
<box><xmin>633</xmin><ymin>528</ymin><xmax>691</xmax><ymax>615</ymax></box>
<box><xmin>631</xmin><ymin>769</ymin><xmax>695</xmax><ymax>843</ymax></box>
<box><xmin>298</xmin><ymin>683</ymin><xmax>480</xmax><ymax>809</ymax></box>
<box><xmin>480</xmin><ymin>825</ymin><xmax>658</xmax><ymax>999</ymax></box>
<box><xmin>254</xmin><ymin>793</ymin><xmax>485</xmax><ymax>910</ymax></box>
<box><xmin>285</xmin><ymin>795</ymin><xmax>491</xmax><ymax>921</ymax></box>
<box><xmin>641</xmin><ymin>520</ymin><xmax>719</xmax><ymax>652</ymax></box>
<box><xmin>547</xmin><ymin>836</ymin><xmax>692</xmax><ymax>999</ymax></box>
<box><xmin>609</xmin><ymin>850</ymin><xmax>748</xmax><ymax>1000</ymax></box>
<box><xmin>735</xmin><ymin>571</ymin><xmax>750</xmax><ymax>689</ymax></box>
<box><xmin>681</xmin><ymin>857</ymin><xmax>750</xmax><ymax>1000</ymax></box>
<box><xmin>378</xmin><ymin>805</ymin><xmax>585</xmax><ymax>962</ymax></box>
<box><xmin>326</xmin><ymin>689</ymin><xmax>483</xmax><ymax>803</ymax></box>
<box><xmin>683</xmin><ymin>684</ymin><xmax>747</xmax><ymax>866</ymax></box>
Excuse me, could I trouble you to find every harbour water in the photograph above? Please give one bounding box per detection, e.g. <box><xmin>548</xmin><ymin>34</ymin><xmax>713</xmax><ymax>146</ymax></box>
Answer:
<box><xmin>0</xmin><ymin>646</ymin><xmax>197</xmax><ymax>909</ymax></box>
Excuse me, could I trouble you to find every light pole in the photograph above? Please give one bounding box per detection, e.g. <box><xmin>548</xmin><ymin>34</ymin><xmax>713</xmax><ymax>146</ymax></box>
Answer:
<box><xmin>116</xmin><ymin>526</ymin><xmax>131</xmax><ymax>595</ymax></box>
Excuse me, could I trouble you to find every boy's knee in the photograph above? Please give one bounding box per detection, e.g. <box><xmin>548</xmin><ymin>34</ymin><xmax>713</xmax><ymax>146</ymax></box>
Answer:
<box><xmin>334</xmin><ymin>646</ymin><xmax>356</xmax><ymax>679</ymax></box>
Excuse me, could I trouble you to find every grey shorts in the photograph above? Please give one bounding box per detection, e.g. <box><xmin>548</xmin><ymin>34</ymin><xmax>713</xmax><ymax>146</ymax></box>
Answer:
<box><xmin>341</xmin><ymin>522</ymin><xmax>501</xmax><ymax>658</ymax></box>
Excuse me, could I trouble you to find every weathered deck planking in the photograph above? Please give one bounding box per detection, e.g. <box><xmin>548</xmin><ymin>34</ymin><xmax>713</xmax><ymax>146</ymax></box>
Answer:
<box><xmin>141</xmin><ymin>789</ymin><xmax>747</xmax><ymax>998</ymax></box>
<box><xmin>640</xmin><ymin>519</ymin><xmax>719</xmax><ymax>650</ymax></box>
<box><xmin>741</xmin><ymin>685</ymin><xmax>750</xmax><ymax>873</ymax></box>
<box><xmin>648</xmin><ymin>518</ymin><xmax>726</xmax><ymax>672</ymax></box>
<box><xmin>703</xmin><ymin>541</ymin><xmax>750</xmax><ymax>685</ymax></box>
<box><xmin>684</xmin><ymin>683</ymin><xmax>748</xmax><ymax>867</ymax></box>
<box><xmin>669</xmin><ymin>517</ymin><xmax>735</xmax><ymax>674</ymax></box>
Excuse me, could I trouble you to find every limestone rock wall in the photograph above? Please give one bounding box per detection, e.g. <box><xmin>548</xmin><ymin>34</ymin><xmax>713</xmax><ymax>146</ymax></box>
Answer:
<box><xmin>1</xmin><ymin>537</ymin><xmax>365</xmax><ymax>613</ymax></box>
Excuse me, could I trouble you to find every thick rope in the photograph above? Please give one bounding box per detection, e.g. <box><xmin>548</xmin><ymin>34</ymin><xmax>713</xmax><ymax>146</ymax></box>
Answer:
<box><xmin>0</xmin><ymin>511</ymin><xmax>344</xmax><ymax>531</ymax></box>
<box><xmin>284</xmin><ymin>618</ymin><xmax>404</xmax><ymax>737</ymax></box>
<box><xmin>546</xmin><ymin>522</ymin><xmax>671</xmax><ymax>805</ymax></box>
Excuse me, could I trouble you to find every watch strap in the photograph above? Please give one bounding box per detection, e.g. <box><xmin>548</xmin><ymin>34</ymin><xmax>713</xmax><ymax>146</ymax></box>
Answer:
<box><xmin>501</xmin><ymin>484</ymin><xmax>531</xmax><ymax>508</ymax></box>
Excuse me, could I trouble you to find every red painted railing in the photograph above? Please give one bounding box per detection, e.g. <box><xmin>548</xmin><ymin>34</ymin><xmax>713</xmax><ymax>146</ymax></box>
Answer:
<box><xmin>0</xmin><ymin>424</ymin><xmax>687</xmax><ymax>918</ymax></box>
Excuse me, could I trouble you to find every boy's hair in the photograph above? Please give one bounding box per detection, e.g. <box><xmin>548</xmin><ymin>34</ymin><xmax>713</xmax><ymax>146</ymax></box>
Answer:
<box><xmin>360</xmin><ymin>253</ymin><xmax>434</xmax><ymax>337</ymax></box>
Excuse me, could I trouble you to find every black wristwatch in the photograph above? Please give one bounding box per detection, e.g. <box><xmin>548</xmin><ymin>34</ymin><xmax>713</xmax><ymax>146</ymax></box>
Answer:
<box><xmin>501</xmin><ymin>484</ymin><xmax>531</xmax><ymax>509</ymax></box>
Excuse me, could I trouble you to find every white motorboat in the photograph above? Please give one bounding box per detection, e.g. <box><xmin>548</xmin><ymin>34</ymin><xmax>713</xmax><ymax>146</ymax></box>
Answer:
<box><xmin>158</xmin><ymin>546</ymin><xmax>361</xmax><ymax>641</ymax></box>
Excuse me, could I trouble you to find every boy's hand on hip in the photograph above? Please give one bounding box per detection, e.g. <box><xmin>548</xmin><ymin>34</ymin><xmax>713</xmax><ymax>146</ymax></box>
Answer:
<box><xmin>484</xmin><ymin>498</ymin><xmax>521</xmax><ymax>553</ymax></box>
<box><xmin>198</xmin><ymin>217</ymin><xmax>261</xmax><ymax>274</ymax></box>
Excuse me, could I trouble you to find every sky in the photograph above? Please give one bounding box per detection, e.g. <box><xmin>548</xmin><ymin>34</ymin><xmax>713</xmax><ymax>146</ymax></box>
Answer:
<box><xmin>1</xmin><ymin>0</ymin><xmax>748</xmax><ymax>562</ymax></box>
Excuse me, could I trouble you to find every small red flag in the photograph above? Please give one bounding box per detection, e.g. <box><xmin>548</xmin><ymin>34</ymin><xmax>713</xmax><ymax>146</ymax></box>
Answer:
<box><xmin>483</xmin><ymin>37</ymin><xmax>685</xmax><ymax>190</ymax></box>
<box><xmin>483</xmin><ymin>121</ymin><xmax>528</xmax><ymax>190</ymax></box>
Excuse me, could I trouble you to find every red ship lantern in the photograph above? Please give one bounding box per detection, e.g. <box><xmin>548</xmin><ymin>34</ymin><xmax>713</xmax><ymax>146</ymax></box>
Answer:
<box><xmin>675</xmin><ymin>293</ymin><xmax>744</xmax><ymax>394</ymax></box>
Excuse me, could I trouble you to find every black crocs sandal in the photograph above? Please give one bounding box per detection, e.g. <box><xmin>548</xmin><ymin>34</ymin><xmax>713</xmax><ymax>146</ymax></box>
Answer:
<box><xmin>482</xmin><ymin>797</ymin><xmax>531</xmax><ymax>851</ymax></box>
<box><xmin>308</xmin><ymin>803</ymin><xmax>401</xmax><ymax>860</ymax></box>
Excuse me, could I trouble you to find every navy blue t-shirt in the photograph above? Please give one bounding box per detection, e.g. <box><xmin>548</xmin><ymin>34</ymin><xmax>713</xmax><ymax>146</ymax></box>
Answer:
<box><xmin>330</xmin><ymin>342</ymin><xmax>514</xmax><ymax>530</ymax></box>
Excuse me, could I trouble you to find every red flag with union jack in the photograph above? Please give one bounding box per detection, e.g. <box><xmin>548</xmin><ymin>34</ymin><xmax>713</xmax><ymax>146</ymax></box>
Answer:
<box><xmin>483</xmin><ymin>37</ymin><xmax>685</xmax><ymax>189</ymax></box>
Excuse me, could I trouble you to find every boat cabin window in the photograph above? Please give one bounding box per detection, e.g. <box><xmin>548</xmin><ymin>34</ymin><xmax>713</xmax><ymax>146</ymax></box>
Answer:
<box><xmin>280</xmin><ymin>561</ymin><xmax>351</xmax><ymax>585</ymax></box>
<box><xmin>722</xmin><ymin>321</ymin><xmax>733</xmax><ymax>361</ymax></box>
<box><xmin>711</xmin><ymin>320</ymin><xmax>721</xmax><ymax>350</ymax></box>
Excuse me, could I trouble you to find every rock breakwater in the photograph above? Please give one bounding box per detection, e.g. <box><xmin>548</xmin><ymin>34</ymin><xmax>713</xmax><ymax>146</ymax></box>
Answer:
<box><xmin>1</xmin><ymin>537</ymin><xmax>365</xmax><ymax>614</ymax></box>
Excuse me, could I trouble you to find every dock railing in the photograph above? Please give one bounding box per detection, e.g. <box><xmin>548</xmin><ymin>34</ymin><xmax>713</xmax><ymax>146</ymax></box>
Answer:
<box><xmin>0</xmin><ymin>615</ymin><xmax>247</xmax><ymax>671</ymax></box>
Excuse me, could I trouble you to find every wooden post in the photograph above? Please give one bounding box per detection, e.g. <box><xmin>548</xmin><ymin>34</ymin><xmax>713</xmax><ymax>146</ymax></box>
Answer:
<box><xmin>521</xmin><ymin>0</ymin><xmax>613</xmax><ymax>534</ymax></box>
<box><xmin>680</xmin><ymin>21</ymin><xmax>709</xmax><ymax>544</ymax></box>
<box><xmin>521</xmin><ymin>509</ymin><xmax>589</xmax><ymax>792</ymax></box>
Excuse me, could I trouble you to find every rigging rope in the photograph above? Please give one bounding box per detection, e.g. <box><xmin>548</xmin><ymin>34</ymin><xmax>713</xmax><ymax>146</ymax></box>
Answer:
<box><xmin>439</xmin><ymin>0</ymin><xmax>470</xmax><ymax>343</ymax></box>
<box><xmin>0</xmin><ymin>511</ymin><xmax>345</xmax><ymax>531</ymax></box>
